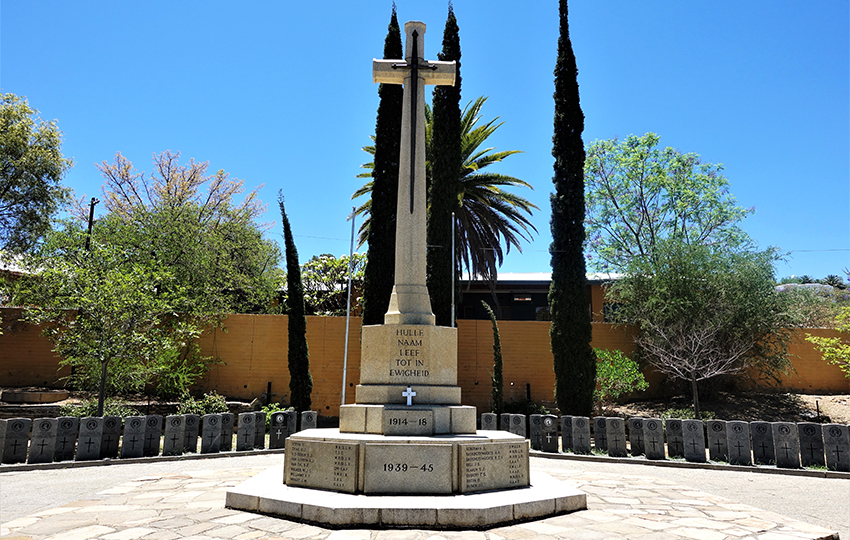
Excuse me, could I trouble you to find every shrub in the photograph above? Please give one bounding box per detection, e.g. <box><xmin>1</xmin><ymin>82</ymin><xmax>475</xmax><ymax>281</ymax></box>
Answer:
<box><xmin>594</xmin><ymin>348</ymin><xmax>648</xmax><ymax>404</ymax></box>
<box><xmin>176</xmin><ymin>391</ymin><xmax>229</xmax><ymax>415</ymax></box>
<box><xmin>59</xmin><ymin>398</ymin><xmax>140</xmax><ymax>418</ymax></box>
<box><xmin>660</xmin><ymin>408</ymin><xmax>716</xmax><ymax>421</ymax></box>
<box><xmin>261</xmin><ymin>402</ymin><xmax>294</xmax><ymax>430</ymax></box>
<box><xmin>503</xmin><ymin>399</ymin><xmax>549</xmax><ymax>416</ymax></box>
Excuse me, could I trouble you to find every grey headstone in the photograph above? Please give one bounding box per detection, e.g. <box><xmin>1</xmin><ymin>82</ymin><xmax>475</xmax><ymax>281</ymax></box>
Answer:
<box><xmin>75</xmin><ymin>417</ymin><xmax>103</xmax><ymax>461</ymax></box>
<box><xmin>269</xmin><ymin>411</ymin><xmax>287</xmax><ymax>449</ymax></box>
<box><xmin>593</xmin><ymin>417</ymin><xmax>608</xmax><ymax>451</ymax></box>
<box><xmin>55</xmin><ymin>417</ymin><xmax>79</xmax><ymax>462</ymax></box>
<box><xmin>28</xmin><ymin>418</ymin><xmax>57</xmax><ymax>464</ymax></box>
<box><xmin>682</xmin><ymin>419</ymin><xmax>706</xmax><ymax>463</ymax></box>
<box><xmin>220</xmin><ymin>413</ymin><xmax>234</xmax><ymax>451</ymax></box>
<box><xmin>121</xmin><ymin>416</ymin><xmax>146</xmax><ymax>458</ymax></box>
<box><xmin>143</xmin><ymin>415</ymin><xmax>162</xmax><ymax>457</ymax></box>
<box><xmin>823</xmin><ymin>424</ymin><xmax>849</xmax><ymax>472</ymax></box>
<box><xmin>101</xmin><ymin>416</ymin><xmax>122</xmax><ymax>459</ymax></box>
<box><xmin>751</xmin><ymin>421</ymin><xmax>775</xmax><ymax>465</ymax></box>
<box><xmin>301</xmin><ymin>410</ymin><xmax>317</xmax><ymax>430</ymax></box>
<box><xmin>253</xmin><ymin>411</ymin><xmax>266</xmax><ymax>449</ymax></box>
<box><xmin>606</xmin><ymin>417</ymin><xmax>627</xmax><ymax>458</ymax></box>
<box><xmin>643</xmin><ymin>418</ymin><xmax>665</xmax><ymax>460</ymax></box>
<box><xmin>162</xmin><ymin>415</ymin><xmax>185</xmax><ymax>456</ymax></box>
<box><xmin>797</xmin><ymin>423</ymin><xmax>825</xmax><ymax>468</ymax></box>
<box><xmin>1</xmin><ymin>418</ymin><xmax>30</xmax><ymax>464</ymax></box>
<box><xmin>560</xmin><ymin>416</ymin><xmax>573</xmax><ymax>452</ymax></box>
<box><xmin>628</xmin><ymin>417</ymin><xmax>645</xmax><ymax>456</ymax></box>
<box><xmin>509</xmin><ymin>414</ymin><xmax>526</xmax><ymax>438</ymax></box>
<box><xmin>665</xmin><ymin>419</ymin><xmax>684</xmax><ymax>458</ymax></box>
<box><xmin>726</xmin><ymin>421</ymin><xmax>752</xmax><ymax>466</ymax></box>
<box><xmin>529</xmin><ymin>414</ymin><xmax>543</xmax><ymax>450</ymax></box>
<box><xmin>706</xmin><ymin>420</ymin><xmax>728</xmax><ymax>462</ymax></box>
<box><xmin>772</xmin><ymin>422</ymin><xmax>801</xmax><ymax>469</ymax></box>
<box><xmin>500</xmin><ymin>413</ymin><xmax>512</xmax><ymax>431</ymax></box>
<box><xmin>481</xmin><ymin>413</ymin><xmax>497</xmax><ymax>430</ymax></box>
<box><xmin>236</xmin><ymin>412</ymin><xmax>255</xmax><ymax>451</ymax></box>
<box><xmin>571</xmin><ymin>416</ymin><xmax>591</xmax><ymax>454</ymax></box>
<box><xmin>183</xmin><ymin>414</ymin><xmax>200</xmax><ymax>453</ymax></box>
<box><xmin>201</xmin><ymin>414</ymin><xmax>222</xmax><ymax>454</ymax></box>
<box><xmin>541</xmin><ymin>415</ymin><xmax>559</xmax><ymax>453</ymax></box>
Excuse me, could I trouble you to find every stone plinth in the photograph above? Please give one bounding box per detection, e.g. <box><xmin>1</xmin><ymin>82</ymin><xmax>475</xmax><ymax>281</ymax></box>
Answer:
<box><xmin>340</xmin><ymin>404</ymin><xmax>475</xmax><ymax>435</ymax></box>
<box><xmin>359</xmin><ymin>324</ymin><xmax>458</xmax><ymax>387</ymax></box>
<box><xmin>281</xmin><ymin>428</ymin><xmax>529</xmax><ymax>495</ymax></box>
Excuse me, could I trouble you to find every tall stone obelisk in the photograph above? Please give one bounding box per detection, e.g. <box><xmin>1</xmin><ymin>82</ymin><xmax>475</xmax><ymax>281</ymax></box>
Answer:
<box><xmin>339</xmin><ymin>21</ymin><xmax>475</xmax><ymax>433</ymax></box>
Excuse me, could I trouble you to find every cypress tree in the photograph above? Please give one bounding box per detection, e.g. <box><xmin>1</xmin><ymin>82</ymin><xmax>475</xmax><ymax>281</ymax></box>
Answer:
<box><xmin>548</xmin><ymin>0</ymin><xmax>596</xmax><ymax>416</ymax></box>
<box><xmin>427</xmin><ymin>3</ymin><xmax>462</xmax><ymax>327</ymax></box>
<box><xmin>279</xmin><ymin>193</ymin><xmax>312</xmax><ymax>412</ymax></box>
<box><xmin>361</xmin><ymin>5</ymin><xmax>403</xmax><ymax>326</ymax></box>
<box><xmin>481</xmin><ymin>301</ymin><xmax>504</xmax><ymax>415</ymax></box>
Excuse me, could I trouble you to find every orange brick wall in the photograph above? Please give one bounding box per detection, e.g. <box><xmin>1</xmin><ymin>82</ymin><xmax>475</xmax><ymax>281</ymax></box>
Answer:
<box><xmin>0</xmin><ymin>309</ymin><xmax>70</xmax><ymax>387</ymax></box>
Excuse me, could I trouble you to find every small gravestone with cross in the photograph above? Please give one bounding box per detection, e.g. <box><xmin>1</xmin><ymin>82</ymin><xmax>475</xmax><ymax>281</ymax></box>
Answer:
<box><xmin>220</xmin><ymin>413</ymin><xmax>234</xmax><ymax>451</ymax></box>
<box><xmin>560</xmin><ymin>416</ymin><xmax>573</xmax><ymax>452</ymax></box>
<box><xmin>772</xmin><ymin>422</ymin><xmax>801</xmax><ymax>469</ymax></box>
<box><xmin>143</xmin><ymin>415</ymin><xmax>162</xmax><ymax>457</ymax></box>
<box><xmin>184</xmin><ymin>414</ymin><xmax>201</xmax><ymax>453</ymax></box>
<box><xmin>593</xmin><ymin>417</ymin><xmax>608</xmax><ymax>452</ymax></box>
<box><xmin>606</xmin><ymin>417</ymin><xmax>627</xmax><ymax>458</ymax></box>
<box><xmin>797</xmin><ymin>422</ymin><xmax>825</xmax><ymax>467</ymax></box>
<box><xmin>665</xmin><ymin>419</ymin><xmax>684</xmax><ymax>458</ymax></box>
<box><xmin>27</xmin><ymin>418</ymin><xmax>57</xmax><ymax>465</ymax></box>
<box><xmin>823</xmin><ymin>423</ymin><xmax>849</xmax><ymax>472</ymax></box>
<box><xmin>643</xmin><ymin>418</ymin><xmax>665</xmax><ymax>460</ymax></box>
<box><xmin>301</xmin><ymin>411</ymin><xmax>318</xmax><ymax>431</ymax></box>
<box><xmin>121</xmin><ymin>416</ymin><xmax>146</xmax><ymax>459</ymax></box>
<box><xmin>682</xmin><ymin>420</ymin><xmax>706</xmax><ymax>463</ymax></box>
<box><xmin>500</xmin><ymin>413</ymin><xmax>512</xmax><ymax>432</ymax></box>
<box><xmin>236</xmin><ymin>412</ymin><xmax>255</xmax><ymax>451</ymax></box>
<box><xmin>269</xmin><ymin>411</ymin><xmax>288</xmax><ymax>449</ymax></box>
<box><xmin>529</xmin><ymin>414</ymin><xmax>543</xmax><ymax>450</ymax></box>
<box><xmin>201</xmin><ymin>414</ymin><xmax>222</xmax><ymax>454</ymax></box>
<box><xmin>1</xmin><ymin>418</ymin><xmax>31</xmax><ymax>464</ymax></box>
<box><xmin>726</xmin><ymin>421</ymin><xmax>752</xmax><ymax>466</ymax></box>
<box><xmin>162</xmin><ymin>415</ymin><xmax>185</xmax><ymax>456</ymax></box>
<box><xmin>101</xmin><ymin>416</ymin><xmax>122</xmax><ymax>459</ymax></box>
<box><xmin>76</xmin><ymin>417</ymin><xmax>103</xmax><ymax>461</ymax></box>
<box><xmin>54</xmin><ymin>416</ymin><xmax>79</xmax><ymax>462</ymax></box>
<box><xmin>628</xmin><ymin>417</ymin><xmax>645</xmax><ymax>456</ymax></box>
<box><xmin>541</xmin><ymin>415</ymin><xmax>559</xmax><ymax>453</ymax></box>
<box><xmin>706</xmin><ymin>420</ymin><xmax>728</xmax><ymax>462</ymax></box>
<box><xmin>509</xmin><ymin>414</ymin><xmax>526</xmax><ymax>438</ymax></box>
<box><xmin>750</xmin><ymin>421</ymin><xmax>775</xmax><ymax>465</ymax></box>
<box><xmin>571</xmin><ymin>416</ymin><xmax>591</xmax><ymax>454</ymax></box>
<box><xmin>253</xmin><ymin>411</ymin><xmax>266</xmax><ymax>449</ymax></box>
<box><xmin>480</xmin><ymin>412</ymin><xmax>497</xmax><ymax>430</ymax></box>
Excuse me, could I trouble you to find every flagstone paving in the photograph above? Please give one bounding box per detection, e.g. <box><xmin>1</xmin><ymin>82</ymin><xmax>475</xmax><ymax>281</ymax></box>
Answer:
<box><xmin>1</xmin><ymin>464</ymin><xmax>839</xmax><ymax>540</ymax></box>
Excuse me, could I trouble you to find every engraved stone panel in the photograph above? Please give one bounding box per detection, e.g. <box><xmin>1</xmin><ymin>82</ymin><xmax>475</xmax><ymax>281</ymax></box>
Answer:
<box><xmin>201</xmin><ymin>414</ymin><xmax>222</xmax><ymax>454</ymax></box>
<box><xmin>76</xmin><ymin>417</ymin><xmax>103</xmax><ymax>461</ymax></box>
<box><xmin>643</xmin><ymin>418</ymin><xmax>665</xmax><ymax>460</ymax></box>
<box><xmin>184</xmin><ymin>414</ymin><xmax>200</xmax><ymax>453</ymax></box>
<box><xmin>772</xmin><ymin>422</ymin><xmax>801</xmax><ymax>469</ymax></box>
<box><xmin>560</xmin><ymin>416</ymin><xmax>573</xmax><ymax>452</ymax></box>
<box><xmin>1</xmin><ymin>418</ymin><xmax>30</xmax><ymax>464</ymax></box>
<box><xmin>284</xmin><ymin>438</ymin><xmax>359</xmax><ymax>493</ymax></box>
<box><xmin>162</xmin><ymin>415</ymin><xmax>185</xmax><ymax>456</ymax></box>
<box><xmin>481</xmin><ymin>413</ymin><xmax>497</xmax><ymax>430</ymax></box>
<box><xmin>823</xmin><ymin>423</ymin><xmax>849</xmax><ymax>472</ymax></box>
<box><xmin>751</xmin><ymin>421</ymin><xmax>775</xmax><ymax>465</ymax></box>
<box><xmin>236</xmin><ymin>412</ymin><xmax>255</xmax><ymax>451</ymax></box>
<box><xmin>459</xmin><ymin>440</ymin><xmax>529</xmax><ymax>493</ymax></box>
<box><xmin>571</xmin><ymin>416</ymin><xmax>591</xmax><ymax>454</ymax></box>
<box><xmin>727</xmin><ymin>421</ymin><xmax>751</xmax><ymax>466</ymax></box>
<box><xmin>798</xmin><ymin>422</ymin><xmax>825</xmax><ymax>467</ymax></box>
<box><xmin>628</xmin><ymin>417</ymin><xmax>645</xmax><ymax>456</ymax></box>
<box><xmin>706</xmin><ymin>420</ymin><xmax>728</xmax><ymax>462</ymax></box>
<box><xmin>360</xmin><ymin>324</ymin><xmax>458</xmax><ymax>387</ymax></box>
<box><xmin>682</xmin><ymin>420</ymin><xmax>706</xmax><ymax>463</ymax></box>
<box><xmin>362</xmin><ymin>443</ymin><xmax>452</xmax><ymax>494</ymax></box>
<box><xmin>55</xmin><ymin>416</ymin><xmax>79</xmax><ymax>462</ymax></box>
<box><xmin>121</xmin><ymin>416</ymin><xmax>145</xmax><ymax>458</ymax></box>
<box><xmin>28</xmin><ymin>418</ymin><xmax>56</xmax><ymax>464</ymax></box>
<box><xmin>593</xmin><ymin>417</ymin><xmax>607</xmax><ymax>451</ymax></box>
<box><xmin>665</xmin><ymin>419</ymin><xmax>684</xmax><ymax>458</ymax></box>
<box><xmin>383</xmin><ymin>408</ymin><xmax>434</xmax><ymax>436</ymax></box>
<box><xmin>143</xmin><ymin>415</ymin><xmax>162</xmax><ymax>457</ymax></box>
<box><xmin>541</xmin><ymin>415</ymin><xmax>559</xmax><ymax>453</ymax></box>
<box><xmin>606</xmin><ymin>417</ymin><xmax>627</xmax><ymax>458</ymax></box>
<box><xmin>220</xmin><ymin>413</ymin><xmax>234</xmax><ymax>451</ymax></box>
<box><xmin>101</xmin><ymin>416</ymin><xmax>121</xmax><ymax>459</ymax></box>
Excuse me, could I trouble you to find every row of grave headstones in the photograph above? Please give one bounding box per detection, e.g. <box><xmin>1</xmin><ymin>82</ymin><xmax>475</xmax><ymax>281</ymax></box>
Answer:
<box><xmin>480</xmin><ymin>413</ymin><xmax>850</xmax><ymax>472</ymax></box>
<box><xmin>0</xmin><ymin>410</ymin><xmax>317</xmax><ymax>465</ymax></box>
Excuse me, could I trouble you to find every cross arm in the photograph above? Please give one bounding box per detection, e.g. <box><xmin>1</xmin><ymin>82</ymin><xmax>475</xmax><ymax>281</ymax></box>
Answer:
<box><xmin>372</xmin><ymin>59</ymin><xmax>457</xmax><ymax>86</ymax></box>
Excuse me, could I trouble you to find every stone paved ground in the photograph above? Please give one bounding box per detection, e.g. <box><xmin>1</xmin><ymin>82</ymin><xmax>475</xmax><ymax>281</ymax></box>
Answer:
<box><xmin>1</xmin><ymin>460</ymin><xmax>842</xmax><ymax>540</ymax></box>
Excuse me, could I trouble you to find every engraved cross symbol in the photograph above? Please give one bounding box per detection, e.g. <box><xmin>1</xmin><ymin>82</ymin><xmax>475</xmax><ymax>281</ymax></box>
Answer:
<box><xmin>402</xmin><ymin>386</ymin><xmax>416</xmax><ymax>406</ymax></box>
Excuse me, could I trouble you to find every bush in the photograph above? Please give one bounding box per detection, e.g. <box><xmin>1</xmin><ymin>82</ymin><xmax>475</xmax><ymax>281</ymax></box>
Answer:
<box><xmin>660</xmin><ymin>408</ymin><xmax>716</xmax><ymax>421</ymax></box>
<box><xmin>261</xmin><ymin>402</ymin><xmax>294</xmax><ymax>430</ymax></box>
<box><xmin>59</xmin><ymin>398</ymin><xmax>140</xmax><ymax>418</ymax></box>
<box><xmin>176</xmin><ymin>391</ymin><xmax>229</xmax><ymax>415</ymax></box>
<box><xmin>594</xmin><ymin>348</ymin><xmax>648</xmax><ymax>404</ymax></box>
<box><xmin>503</xmin><ymin>399</ymin><xmax>549</xmax><ymax>416</ymax></box>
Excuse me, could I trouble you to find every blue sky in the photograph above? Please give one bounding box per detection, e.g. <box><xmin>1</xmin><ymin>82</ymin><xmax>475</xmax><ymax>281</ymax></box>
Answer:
<box><xmin>2</xmin><ymin>1</ymin><xmax>847</xmax><ymax>280</ymax></box>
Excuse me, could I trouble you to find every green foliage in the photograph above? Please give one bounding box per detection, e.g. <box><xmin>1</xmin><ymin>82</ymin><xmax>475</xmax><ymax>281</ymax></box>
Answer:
<box><xmin>59</xmin><ymin>398</ymin><xmax>140</xmax><ymax>418</ymax></box>
<box><xmin>481</xmin><ymin>301</ymin><xmax>504</xmax><ymax>415</ymax></box>
<box><xmin>176</xmin><ymin>391</ymin><xmax>229</xmax><ymax>415</ymax></box>
<box><xmin>807</xmin><ymin>306</ymin><xmax>850</xmax><ymax>378</ymax></box>
<box><xmin>427</xmin><ymin>5</ymin><xmax>462</xmax><ymax>326</ymax></box>
<box><xmin>152</xmin><ymin>341</ymin><xmax>223</xmax><ymax>399</ymax></box>
<box><xmin>584</xmin><ymin>132</ymin><xmax>753</xmax><ymax>272</ymax></box>
<box><xmin>0</xmin><ymin>93</ymin><xmax>72</xmax><ymax>253</ymax></box>
<box><xmin>279</xmin><ymin>193</ymin><xmax>312</xmax><ymax>412</ymax></box>
<box><xmin>549</xmin><ymin>0</ymin><xmax>596</xmax><ymax>417</ymax></box>
<box><xmin>503</xmin><ymin>399</ymin><xmax>549</xmax><ymax>416</ymax></box>
<box><xmin>359</xmin><ymin>6</ymin><xmax>403</xmax><ymax>326</ymax></box>
<box><xmin>780</xmin><ymin>285</ymin><xmax>845</xmax><ymax>329</ymax></box>
<box><xmin>660</xmin><ymin>408</ymin><xmax>716</xmax><ymax>421</ymax></box>
<box><xmin>593</xmin><ymin>348</ymin><xmax>648</xmax><ymax>404</ymax></box>
<box><xmin>297</xmin><ymin>253</ymin><xmax>366</xmax><ymax>316</ymax></box>
<box><xmin>261</xmin><ymin>402</ymin><xmax>294</xmax><ymax>430</ymax></box>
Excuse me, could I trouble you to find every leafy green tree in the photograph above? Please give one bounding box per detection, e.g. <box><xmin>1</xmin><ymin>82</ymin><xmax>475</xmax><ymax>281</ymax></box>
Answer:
<box><xmin>298</xmin><ymin>253</ymin><xmax>366</xmax><ymax>316</ymax></box>
<box><xmin>279</xmin><ymin>193</ymin><xmax>312</xmax><ymax>412</ymax></box>
<box><xmin>609</xmin><ymin>240</ymin><xmax>793</xmax><ymax>418</ymax></box>
<box><xmin>427</xmin><ymin>5</ymin><xmax>462</xmax><ymax>326</ymax></box>
<box><xmin>359</xmin><ymin>6</ymin><xmax>403</xmax><ymax>326</ymax></box>
<box><xmin>354</xmin><ymin>97</ymin><xmax>537</xmax><ymax>284</ymax></box>
<box><xmin>548</xmin><ymin>0</ymin><xmax>596</xmax><ymax>417</ymax></box>
<box><xmin>807</xmin><ymin>306</ymin><xmax>850</xmax><ymax>378</ymax></box>
<box><xmin>0</xmin><ymin>94</ymin><xmax>72</xmax><ymax>253</ymax></box>
<box><xmin>593</xmin><ymin>348</ymin><xmax>648</xmax><ymax>406</ymax></box>
<box><xmin>481</xmin><ymin>301</ymin><xmax>503</xmax><ymax>415</ymax></box>
<box><xmin>584</xmin><ymin>132</ymin><xmax>753</xmax><ymax>272</ymax></box>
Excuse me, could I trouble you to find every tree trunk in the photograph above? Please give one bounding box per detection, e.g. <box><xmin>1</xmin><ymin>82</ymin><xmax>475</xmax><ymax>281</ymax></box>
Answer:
<box><xmin>691</xmin><ymin>372</ymin><xmax>701</xmax><ymax>420</ymax></box>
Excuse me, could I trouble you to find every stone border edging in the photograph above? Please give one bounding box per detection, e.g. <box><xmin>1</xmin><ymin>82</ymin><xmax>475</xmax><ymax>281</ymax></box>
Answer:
<box><xmin>530</xmin><ymin>449</ymin><xmax>850</xmax><ymax>479</ymax></box>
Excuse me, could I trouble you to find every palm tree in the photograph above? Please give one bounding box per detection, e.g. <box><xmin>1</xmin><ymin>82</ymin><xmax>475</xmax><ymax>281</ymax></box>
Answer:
<box><xmin>353</xmin><ymin>96</ymin><xmax>537</xmax><ymax>283</ymax></box>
